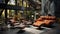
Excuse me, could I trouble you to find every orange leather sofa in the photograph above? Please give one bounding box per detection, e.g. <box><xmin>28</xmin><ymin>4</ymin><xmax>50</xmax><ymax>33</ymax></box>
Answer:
<box><xmin>33</xmin><ymin>16</ymin><xmax>56</xmax><ymax>27</ymax></box>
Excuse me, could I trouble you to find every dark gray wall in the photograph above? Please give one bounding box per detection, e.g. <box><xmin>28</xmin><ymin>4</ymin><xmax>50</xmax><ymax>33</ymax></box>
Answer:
<box><xmin>54</xmin><ymin>0</ymin><xmax>60</xmax><ymax>17</ymax></box>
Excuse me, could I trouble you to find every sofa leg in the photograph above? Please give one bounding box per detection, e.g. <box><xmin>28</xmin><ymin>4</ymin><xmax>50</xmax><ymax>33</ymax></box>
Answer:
<box><xmin>36</xmin><ymin>26</ymin><xmax>44</xmax><ymax>30</ymax></box>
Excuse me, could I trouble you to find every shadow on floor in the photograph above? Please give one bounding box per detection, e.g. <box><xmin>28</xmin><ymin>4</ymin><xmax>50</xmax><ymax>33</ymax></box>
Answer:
<box><xmin>17</xmin><ymin>30</ymin><xmax>34</xmax><ymax>34</ymax></box>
